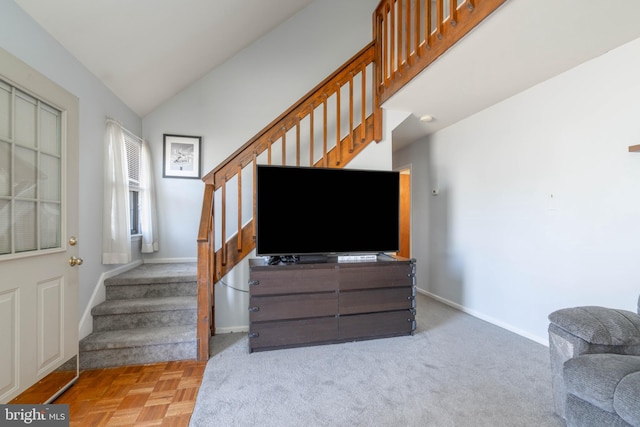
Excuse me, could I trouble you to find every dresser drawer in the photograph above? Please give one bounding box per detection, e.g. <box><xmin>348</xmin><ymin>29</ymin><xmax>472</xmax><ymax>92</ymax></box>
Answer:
<box><xmin>249</xmin><ymin>317</ymin><xmax>338</xmax><ymax>351</ymax></box>
<box><xmin>338</xmin><ymin>263</ymin><xmax>412</xmax><ymax>291</ymax></box>
<box><xmin>338</xmin><ymin>310</ymin><xmax>414</xmax><ymax>340</ymax></box>
<box><xmin>250</xmin><ymin>292</ymin><xmax>338</xmax><ymax>322</ymax></box>
<box><xmin>339</xmin><ymin>287</ymin><xmax>414</xmax><ymax>315</ymax></box>
<box><xmin>249</xmin><ymin>265</ymin><xmax>338</xmax><ymax>295</ymax></box>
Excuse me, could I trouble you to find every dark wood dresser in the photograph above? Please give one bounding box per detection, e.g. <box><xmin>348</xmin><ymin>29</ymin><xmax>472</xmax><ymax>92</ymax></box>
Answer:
<box><xmin>248</xmin><ymin>256</ymin><xmax>416</xmax><ymax>352</ymax></box>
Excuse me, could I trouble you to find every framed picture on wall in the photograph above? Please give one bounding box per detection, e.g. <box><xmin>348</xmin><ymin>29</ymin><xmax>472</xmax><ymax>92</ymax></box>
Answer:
<box><xmin>162</xmin><ymin>134</ymin><xmax>201</xmax><ymax>179</ymax></box>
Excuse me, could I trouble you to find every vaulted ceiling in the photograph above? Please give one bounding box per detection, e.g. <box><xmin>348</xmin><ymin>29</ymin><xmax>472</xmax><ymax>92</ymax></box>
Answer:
<box><xmin>14</xmin><ymin>0</ymin><xmax>313</xmax><ymax>117</ymax></box>
<box><xmin>14</xmin><ymin>0</ymin><xmax>640</xmax><ymax>150</ymax></box>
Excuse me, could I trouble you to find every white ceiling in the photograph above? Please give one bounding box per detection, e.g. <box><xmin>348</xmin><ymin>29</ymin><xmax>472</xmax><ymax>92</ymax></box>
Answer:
<box><xmin>388</xmin><ymin>0</ymin><xmax>640</xmax><ymax>150</ymax></box>
<box><xmin>14</xmin><ymin>0</ymin><xmax>313</xmax><ymax>117</ymax></box>
<box><xmin>14</xmin><ymin>0</ymin><xmax>640</xmax><ymax>150</ymax></box>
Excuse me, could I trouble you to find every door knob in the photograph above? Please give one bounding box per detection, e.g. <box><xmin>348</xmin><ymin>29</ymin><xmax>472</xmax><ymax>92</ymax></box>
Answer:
<box><xmin>69</xmin><ymin>236</ymin><xmax>78</xmax><ymax>246</ymax></box>
<box><xmin>69</xmin><ymin>256</ymin><xmax>83</xmax><ymax>267</ymax></box>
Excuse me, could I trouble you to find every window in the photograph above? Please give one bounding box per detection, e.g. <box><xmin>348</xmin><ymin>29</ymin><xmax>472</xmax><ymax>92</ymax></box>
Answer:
<box><xmin>1</xmin><ymin>78</ymin><xmax>63</xmax><ymax>257</ymax></box>
<box><xmin>124</xmin><ymin>132</ymin><xmax>142</xmax><ymax>235</ymax></box>
<box><xmin>103</xmin><ymin>119</ymin><xmax>157</xmax><ymax>264</ymax></box>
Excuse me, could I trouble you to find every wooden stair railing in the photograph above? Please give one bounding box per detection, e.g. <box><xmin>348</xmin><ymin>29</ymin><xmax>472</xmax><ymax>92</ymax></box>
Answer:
<box><xmin>374</xmin><ymin>0</ymin><xmax>507</xmax><ymax>105</ymax></box>
<box><xmin>196</xmin><ymin>42</ymin><xmax>380</xmax><ymax>360</ymax></box>
<box><xmin>196</xmin><ymin>0</ymin><xmax>508</xmax><ymax>360</ymax></box>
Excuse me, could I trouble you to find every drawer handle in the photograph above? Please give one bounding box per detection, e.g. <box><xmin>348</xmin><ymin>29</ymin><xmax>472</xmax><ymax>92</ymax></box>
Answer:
<box><xmin>248</xmin><ymin>306</ymin><xmax>260</xmax><ymax>312</ymax></box>
<box><xmin>248</xmin><ymin>332</ymin><xmax>259</xmax><ymax>339</ymax></box>
<box><xmin>249</xmin><ymin>280</ymin><xmax>260</xmax><ymax>286</ymax></box>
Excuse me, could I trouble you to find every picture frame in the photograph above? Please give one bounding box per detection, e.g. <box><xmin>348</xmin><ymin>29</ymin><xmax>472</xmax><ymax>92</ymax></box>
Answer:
<box><xmin>162</xmin><ymin>134</ymin><xmax>201</xmax><ymax>179</ymax></box>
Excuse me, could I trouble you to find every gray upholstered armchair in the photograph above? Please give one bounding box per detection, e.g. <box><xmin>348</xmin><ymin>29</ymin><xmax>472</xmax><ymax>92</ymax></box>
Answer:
<box><xmin>548</xmin><ymin>296</ymin><xmax>640</xmax><ymax>427</ymax></box>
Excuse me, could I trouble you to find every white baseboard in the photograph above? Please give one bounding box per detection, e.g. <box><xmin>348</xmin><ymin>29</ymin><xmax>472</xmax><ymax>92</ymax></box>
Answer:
<box><xmin>215</xmin><ymin>326</ymin><xmax>249</xmax><ymax>334</ymax></box>
<box><xmin>143</xmin><ymin>257</ymin><xmax>197</xmax><ymax>263</ymax></box>
<box><xmin>78</xmin><ymin>260</ymin><xmax>143</xmax><ymax>340</ymax></box>
<box><xmin>416</xmin><ymin>288</ymin><xmax>548</xmax><ymax>347</ymax></box>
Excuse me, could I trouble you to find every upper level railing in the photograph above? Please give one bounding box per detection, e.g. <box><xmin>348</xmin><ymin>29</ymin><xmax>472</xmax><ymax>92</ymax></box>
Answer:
<box><xmin>374</xmin><ymin>0</ymin><xmax>507</xmax><ymax>104</ymax></box>
<box><xmin>196</xmin><ymin>0</ymin><xmax>507</xmax><ymax>360</ymax></box>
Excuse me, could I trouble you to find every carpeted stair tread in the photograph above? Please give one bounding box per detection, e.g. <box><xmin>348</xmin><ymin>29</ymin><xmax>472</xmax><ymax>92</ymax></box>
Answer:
<box><xmin>105</xmin><ymin>262</ymin><xmax>196</xmax><ymax>286</ymax></box>
<box><xmin>105</xmin><ymin>281</ymin><xmax>196</xmax><ymax>300</ymax></box>
<box><xmin>80</xmin><ymin>325</ymin><xmax>196</xmax><ymax>351</ymax></box>
<box><xmin>80</xmin><ymin>263</ymin><xmax>198</xmax><ymax>369</ymax></box>
<box><xmin>91</xmin><ymin>296</ymin><xmax>196</xmax><ymax>315</ymax></box>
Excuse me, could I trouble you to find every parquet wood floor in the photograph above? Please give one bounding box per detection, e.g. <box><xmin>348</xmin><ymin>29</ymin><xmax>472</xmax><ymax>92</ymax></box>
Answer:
<box><xmin>53</xmin><ymin>360</ymin><xmax>207</xmax><ymax>427</ymax></box>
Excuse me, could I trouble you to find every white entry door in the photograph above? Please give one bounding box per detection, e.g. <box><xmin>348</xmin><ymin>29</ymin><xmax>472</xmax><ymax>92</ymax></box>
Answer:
<box><xmin>0</xmin><ymin>48</ymin><xmax>79</xmax><ymax>403</ymax></box>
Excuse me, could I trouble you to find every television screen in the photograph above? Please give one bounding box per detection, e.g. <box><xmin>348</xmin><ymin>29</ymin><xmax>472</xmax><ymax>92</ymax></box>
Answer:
<box><xmin>256</xmin><ymin>165</ymin><xmax>400</xmax><ymax>256</ymax></box>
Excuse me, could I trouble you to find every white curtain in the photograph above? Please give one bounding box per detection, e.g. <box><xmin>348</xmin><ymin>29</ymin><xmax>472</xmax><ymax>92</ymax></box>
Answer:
<box><xmin>102</xmin><ymin>119</ymin><xmax>131</xmax><ymax>264</ymax></box>
<box><xmin>140</xmin><ymin>140</ymin><xmax>159</xmax><ymax>253</ymax></box>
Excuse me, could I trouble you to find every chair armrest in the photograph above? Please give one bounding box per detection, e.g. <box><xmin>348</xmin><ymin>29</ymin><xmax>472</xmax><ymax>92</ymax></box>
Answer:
<box><xmin>548</xmin><ymin>306</ymin><xmax>640</xmax><ymax>346</ymax></box>
<box><xmin>548</xmin><ymin>305</ymin><xmax>640</xmax><ymax>419</ymax></box>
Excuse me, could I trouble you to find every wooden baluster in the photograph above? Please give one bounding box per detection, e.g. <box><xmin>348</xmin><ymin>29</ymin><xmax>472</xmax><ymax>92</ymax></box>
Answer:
<box><xmin>380</xmin><ymin>9</ymin><xmax>386</xmax><ymax>85</ymax></box>
<box><xmin>450</xmin><ymin>0</ymin><xmax>458</xmax><ymax>26</ymax></box>
<box><xmin>414</xmin><ymin>0</ymin><xmax>421</xmax><ymax>55</ymax></box>
<box><xmin>208</xmin><ymin>204</ymin><xmax>215</xmax><ymax>335</ymax></box>
<box><xmin>221</xmin><ymin>178</ymin><xmax>226</xmax><ymax>266</ymax></box>
<box><xmin>379</xmin><ymin>4</ymin><xmax>386</xmax><ymax>84</ymax></box>
<box><xmin>309</xmin><ymin>105</ymin><xmax>315</xmax><ymax>166</ymax></box>
<box><xmin>437</xmin><ymin>0</ymin><xmax>444</xmax><ymax>39</ymax></box>
<box><xmin>361</xmin><ymin>65</ymin><xmax>367</xmax><ymax>142</ymax></box>
<box><xmin>397</xmin><ymin>0</ymin><xmax>403</xmax><ymax>70</ymax></box>
<box><xmin>267</xmin><ymin>138</ymin><xmax>272</xmax><ymax>165</ymax></box>
<box><xmin>383</xmin><ymin>5</ymin><xmax>390</xmax><ymax>85</ymax></box>
<box><xmin>296</xmin><ymin>119</ymin><xmax>301</xmax><ymax>167</ymax></box>
<box><xmin>336</xmin><ymin>84</ymin><xmax>341</xmax><ymax>166</ymax></box>
<box><xmin>348</xmin><ymin>73</ymin><xmax>354</xmax><ymax>153</ymax></box>
<box><xmin>425</xmin><ymin>0</ymin><xmax>432</xmax><ymax>49</ymax></box>
<box><xmin>323</xmin><ymin>95</ymin><xmax>328</xmax><ymax>167</ymax></box>
<box><xmin>373</xmin><ymin>58</ymin><xmax>382</xmax><ymax>142</ymax></box>
<box><xmin>209</xmin><ymin>183</ymin><xmax>215</xmax><ymax>282</ymax></box>
<box><xmin>281</xmin><ymin>127</ymin><xmax>286</xmax><ymax>165</ymax></box>
<box><xmin>405</xmin><ymin>0</ymin><xmax>411</xmax><ymax>64</ymax></box>
<box><xmin>252</xmin><ymin>154</ymin><xmax>257</xmax><ymax>242</ymax></box>
<box><xmin>390</xmin><ymin>1</ymin><xmax>396</xmax><ymax>78</ymax></box>
<box><xmin>237</xmin><ymin>165</ymin><xmax>242</xmax><ymax>252</ymax></box>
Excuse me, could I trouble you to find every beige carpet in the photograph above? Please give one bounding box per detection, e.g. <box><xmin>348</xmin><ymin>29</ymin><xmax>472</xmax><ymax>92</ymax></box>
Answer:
<box><xmin>190</xmin><ymin>294</ymin><xmax>563</xmax><ymax>426</ymax></box>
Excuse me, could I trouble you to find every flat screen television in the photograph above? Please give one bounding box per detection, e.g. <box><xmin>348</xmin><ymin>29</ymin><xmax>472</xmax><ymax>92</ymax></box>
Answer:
<box><xmin>255</xmin><ymin>165</ymin><xmax>400</xmax><ymax>257</ymax></box>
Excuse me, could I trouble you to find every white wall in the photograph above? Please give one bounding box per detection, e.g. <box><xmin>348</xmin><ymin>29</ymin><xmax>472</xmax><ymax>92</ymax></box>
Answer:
<box><xmin>142</xmin><ymin>0</ymin><xmax>382</xmax><ymax>330</ymax></box>
<box><xmin>0</xmin><ymin>2</ymin><xmax>142</xmax><ymax>321</ymax></box>
<box><xmin>397</xmin><ymin>36</ymin><xmax>640</xmax><ymax>344</ymax></box>
<box><xmin>393</xmin><ymin>135</ymin><xmax>432</xmax><ymax>291</ymax></box>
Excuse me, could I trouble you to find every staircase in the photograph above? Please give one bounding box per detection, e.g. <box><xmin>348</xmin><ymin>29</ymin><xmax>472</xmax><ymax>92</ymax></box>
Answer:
<box><xmin>79</xmin><ymin>263</ymin><xmax>198</xmax><ymax>369</ymax></box>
